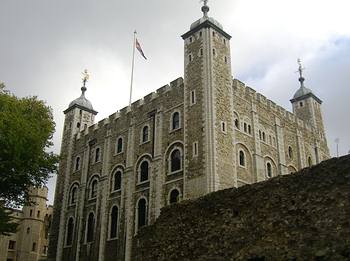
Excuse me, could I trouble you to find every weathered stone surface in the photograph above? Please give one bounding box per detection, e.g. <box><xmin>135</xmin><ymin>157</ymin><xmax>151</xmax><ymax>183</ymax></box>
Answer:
<box><xmin>133</xmin><ymin>155</ymin><xmax>350</xmax><ymax>261</ymax></box>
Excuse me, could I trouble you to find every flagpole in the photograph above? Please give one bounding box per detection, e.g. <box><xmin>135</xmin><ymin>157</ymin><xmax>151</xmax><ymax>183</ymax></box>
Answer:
<box><xmin>129</xmin><ymin>30</ymin><xmax>137</xmax><ymax>107</ymax></box>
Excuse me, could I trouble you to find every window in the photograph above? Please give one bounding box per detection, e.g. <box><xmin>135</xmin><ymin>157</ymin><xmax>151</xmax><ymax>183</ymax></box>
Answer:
<box><xmin>248</xmin><ymin>125</ymin><xmax>252</xmax><ymax>135</ymax></box>
<box><xmin>223</xmin><ymin>38</ymin><xmax>226</xmax><ymax>44</ymax></box>
<box><xmin>190</xmin><ymin>90</ymin><xmax>196</xmax><ymax>105</ymax></box>
<box><xmin>212</xmin><ymin>31</ymin><xmax>216</xmax><ymax>37</ymax></box>
<box><xmin>137</xmin><ymin>198</ymin><xmax>147</xmax><ymax>229</ymax></box>
<box><xmin>75</xmin><ymin>157</ymin><xmax>80</xmax><ymax>171</ymax></box>
<box><xmin>86</xmin><ymin>213</ymin><xmax>95</xmax><ymax>243</ymax></box>
<box><xmin>224</xmin><ymin>56</ymin><xmax>228</xmax><ymax>64</ymax></box>
<box><xmin>43</xmin><ymin>246</ymin><xmax>48</xmax><ymax>255</ymax></box>
<box><xmin>110</xmin><ymin>206</ymin><xmax>119</xmax><ymax>239</ymax></box>
<box><xmin>266</xmin><ymin>162</ymin><xmax>272</xmax><ymax>178</ymax></box>
<box><xmin>90</xmin><ymin>179</ymin><xmax>98</xmax><ymax>199</ymax></box>
<box><xmin>66</xmin><ymin>217</ymin><xmax>74</xmax><ymax>246</ymax></box>
<box><xmin>27</xmin><ymin>227</ymin><xmax>30</xmax><ymax>234</ymax></box>
<box><xmin>170</xmin><ymin>149</ymin><xmax>182</xmax><ymax>173</ymax></box>
<box><xmin>172</xmin><ymin>112</ymin><xmax>180</xmax><ymax>130</ymax></box>
<box><xmin>239</xmin><ymin>150</ymin><xmax>245</xmax><ymax>167</ymax></box>
<box><xmin>189</xmin><ymin>37</ymin><xmax>192</xmax><ymax>43</ymax></box>
<box><xmin>37</xmin><ymin>211</ymin><xmax>40</xmax><ymax>218</ymax></box>
<box><xmin>77</xmin><ymin>122</ymin><xmax>81</xmax><ymax>128</ymax></box>
<box><xmin>169</xmin><ymin>189</ymin><xmax>180</xmax><ymax>204</ymax></box>
<box><xmin>221</xmin><ymin>121</ymin><xmax>227</xmax><ymax>133</ymax></box>
<box><xmin>244</xmin><ymin>123</ymin><xmax>247</xmax><ymax>133</ymax></box>
<box><xmin>189</xmin><ymin>54</ymin><xmax>192</xmax><ymax>62</ymax></box>
<box><xmin>234</xmin><ymin>119</ymin><xmax>239</xmax><ymax>129</ymax></box>
<box><xmin>200</xmin><ymin>48</ymin><xmax>203</xmax><ymax>56</ymax></box>
<box><xmin>142</xmin><ymin>126</ymin><xmax>149</xmax><ymax>143</ymax></box>
<box><xmin>193</xmin><ymin>142</ymin><xmax>198</xmax><ymax>157</ymax></box>
<box><xmin>32</xmin><ymin>242</ymin><xmax>37</xmax><ymax>252</ymax></box>
<box><xmin>8</xmin><ymin>240</ymin><xmax>15</xmax><ymax>250</ymax></box>
<box><xmin>199</xmin><ymin>31</ymin><xmax>202</xmax><ymax>37</ymax></box>
<box><xmin>308</xmin><ymin>157</ymin><xmax>312</xmax><ymax>167</ymax></box>
<box><xmin>140</xmin><ymin>161</ymin><xmax>149</xmax><ymax>183</ymax></box>
<box><xmin>288</xmin><ymin>146</ymin><xmax>293</xmax><ymax>159</ymax></box>
<box><xmin>213</xmin><ymin>49</ymin><xmax>216</xmax><ymax>56</ymax></box>
<box><xmin>30</xmin><ymin>209</ymin><xmax>33</xmax><ymax>217</ymax></box>
<box><xmin>70</xmin><ymin>185</ymin><xmax>78</xmax><ymax>205</ymax></box>
<box><xmin>95</xmin><ymin>148</ymin><xmax>100</xmax><ymax>163</ymax></box>
<box><xmin>116</xmin><ymin>137</ymin><xmax>123</xmax><ymax>154</ymax></box>
<box><xmin>113</xmin><ymin>171</ymin><xmax>122</xmax><ymax>191</ymax></box>
<box><xmin>300</xmin><ymin>101</ymin><xmax>303</xmax><ymax>107</ymax></box>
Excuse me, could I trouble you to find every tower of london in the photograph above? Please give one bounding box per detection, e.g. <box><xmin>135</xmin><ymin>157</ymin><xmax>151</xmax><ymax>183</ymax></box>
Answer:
<box><xmin>48</xmin><ymin>3</ymin><xmax>329</xmax><ymax>261</ymax></box>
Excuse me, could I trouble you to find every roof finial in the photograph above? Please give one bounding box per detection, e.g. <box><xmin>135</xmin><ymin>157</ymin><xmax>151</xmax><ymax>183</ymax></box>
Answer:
<box><xmin>297</xmin><ymin>58</ymin><xmax>305</xmax><ymax>88</ymax></box>
<box><xmin>81</xmin><ymin>69</ymin><xmax>89</xmax><ymax>95</ymax></box>
<box><xmin>201</xmin><ymin>0</ymin><xmax>209</xmax><ymax>17</ymax></box>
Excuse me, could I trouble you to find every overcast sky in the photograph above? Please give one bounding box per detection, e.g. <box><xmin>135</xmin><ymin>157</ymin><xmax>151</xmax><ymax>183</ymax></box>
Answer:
<box><xmin>1</xmin><ymin>0</ymin><xmax>349</xmax><ymax>204</ymax></box>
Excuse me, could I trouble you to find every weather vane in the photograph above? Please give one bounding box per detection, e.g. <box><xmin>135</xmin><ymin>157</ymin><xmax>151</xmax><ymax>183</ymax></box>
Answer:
<box><xmin>200</xmin><ymin>0</ymin><xmax>209</xmax><ymax>17</ymax></box>
<box><xmin>82</xmin><ymin>69</ymin><xmax>89</xmax><ymax>87</ymax></box>
<box><xmin>296</xmin><ymin>59</ymin><xmax>306</xmax><ymax>87</ymax></box>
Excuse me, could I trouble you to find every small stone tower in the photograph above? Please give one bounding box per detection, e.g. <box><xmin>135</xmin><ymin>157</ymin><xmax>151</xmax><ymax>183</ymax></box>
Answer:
<box><xmin>48</xmin><ymin>71</ymin><xmax>97</xmax><ymax>261</ymax></box>
<box><xmin>182</xmin><ymin>1</ymin><xmax>235</xmax><ymax>198</ymax></box>
<box><xmin>290</xmin><ymin>60</ymin><xmax>325</xmax><ymax>138</ymax></box>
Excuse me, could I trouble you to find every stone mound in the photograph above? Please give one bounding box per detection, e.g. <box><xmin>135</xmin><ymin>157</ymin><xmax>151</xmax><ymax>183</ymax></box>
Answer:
<box><xmin>133</xmin><ymin>156</ymin><xmax>350</xmax><ymax>260</ymax></box>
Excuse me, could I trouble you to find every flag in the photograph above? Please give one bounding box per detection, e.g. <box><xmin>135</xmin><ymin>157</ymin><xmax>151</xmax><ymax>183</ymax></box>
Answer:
<box><xmin>135</xmin><ymin>38</ymin><xmax>147</xmax><ymax>60</ymax></box>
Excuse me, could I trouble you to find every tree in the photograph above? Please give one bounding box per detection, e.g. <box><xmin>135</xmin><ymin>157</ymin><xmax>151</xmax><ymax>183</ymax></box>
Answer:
<box><xmin>0</xmin><ymin>83</ymin><xmax>59</xmax><ymax>234</ymax></box>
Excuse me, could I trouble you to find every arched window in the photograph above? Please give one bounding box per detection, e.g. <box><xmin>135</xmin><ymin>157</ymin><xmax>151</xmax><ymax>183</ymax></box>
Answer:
<box><xmin>172</xmin><ymin>112</ymin><xmax>180</xmax><ymax>130</ymax></box>
<box><xmin>170</xmin><ymin>149</ymin><xmax>182</xmax><ymax>172</ymax></box>
<box><xmin>308</xmin><ymin>157</ymin><xmax>312</xmax><ymax>167</ymax></box>
<box><xmin>116</xmin><ymin>138</ymin><xmax>123</xmax><ymax>154</ymax></box>
<box><xmin>266</xmin><ymin>162</ymin><xmax>272</xmax><ymax>178</ymax></box>
<box><xmin>70</xmin><ymin>185</ymin><xmax>78</xmax><ymax>205</ymax></box>
<box><xmin>244</xmin><ymin>123</ymin><xmax>247</xmax><ymax>133</ymax></box>
<box><xmin>169</xmin><ymin>189</ymin><xmax>180</xmax><ymax>204</ymax></box>
<box><xmin>288</xmin><ymin>146</ymin><xmax>293</xmax><ymax>159</ymax></box>
<box><xmin>234</xmin><ymin>119</ymin><xmax>239</xmax><ymax>129</ymax></box>
<box><xmin>86</xmin><ymin>212</ymin><xmax>95</xmax><ymax>243</ymax></box>
<box><xmin>262</xmin><ymin>132</ymin><xmax>266</xmax><ymax>142</ymax></box>
<box><xmin>248</xmin><ymin>125</ymin><xmax>252</xmax><ymax>135</ymax></box>
<box><xmin>259</xmin><ymin>130</ymin><xmax>262</xmax><ymax>140</ymax></box>
<box><xmin>110</xmin><ymin>206</ymin><xmax>119</xmax><ymax>239</ymax></box>
<box><xmin>137</xmin><ymin>198</ymin><xmax>147</xmax><ymax>229</ymax></box>
<box><xmin>239</xmin><ymin>150</ymin><xmax>245</xmax><ymax>167</ymax></box>
<box><xmin>66</xmin><ymin>217</ymin><xmax>74</xmax><ymax>246</ymax></box>
<box><xmin>142</xmin><ymin>126</ymin><xmax>149</xmax><ymax>143</ymax></box>
<box><xmin>90</xmin><ymin>179</ymin><xmax>98</xmax><ymax>199</ymax></box>
<box><xmin>95</xmin><ymin>148</ymin><xmax>100</xmax><ymax>163</ymax></box>
<box><xmin>113</xmin><ymin>171</ymin><xmax>122</xmax><ymax>191</ymax></box>
<box><xmin>75</xmin><ymin>157</ymin><xmax>80</xmax><ymax>171</ymax></box>
<box><xmin>140</xmin><ymin>161</ymin><xmax>149</xmax><ymax>183</ymax></box>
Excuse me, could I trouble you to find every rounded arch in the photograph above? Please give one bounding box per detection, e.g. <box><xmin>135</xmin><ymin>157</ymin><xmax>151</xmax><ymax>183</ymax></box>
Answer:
<box><xmin>170</xmin><ymin>110</ymin><xmax>182</xmax><ymax>131</ymax></box>
<box><xmin>140</xmin><ymin>124</ymin><xmax>150</xmax><ymax>143</ymax></box>
<box><xmin>164</xmin><ymin>141</ymin><xmax>184</xmax><ymax>175</ymax></box>
<box><xmin>264</xmin><ymin>156</ymin><xmax>278</xmax><ymax>179</ymax></box>
<box><xmin>288</xmin><ymin>165</ymin><xmax>298</xmax><ymax>174</ymax></box>
<box><xmin>65</xmin><ymin>216</ymin><xmax>75</xmax><ymax>246</ymax></box>
<box><xmin>87</xmin><ymin>175</ymin><xmax>100</xmax><ymax>199</ymax></box>
<box><xmin>110</xmin><ymin>165</ymin><xmax>124</xmax><ymax>192</ymax></box>
<box><xmin>108</xmin><ymin>204</ymin><xmax>120</xmax><ymax>239</ymax></box>
<box><xmin>69</xmin><ymin>182</ymin><xmax>80</xmax><ymax>205</ymax></box>
<box><xmin>135</xmin><ymin>196</ymin><xmax>148</xmax><ymax>233</ymax></box>
<box><xmin>233</xmin><ymin>111</ymin><xmax>240</xmax><ymax>129</ymax></box>
<box><xmin>168</xmin><ymin>187</ymin><xmax>182</xmax><ymax>205</ymax></box>
<box><xmin>85</xmin><ymin>211</ymin><xmax>95</xmax><ymax>243</ymax></box>
<box><xmin>115</xmin><ymin>136</ymin><xmax>124</xmax><ymax>154</ymax></box>
<box><xmin>135</xmin><ymin>154</ymin><xmax>152</xmax><ymax>184</ymax></box>
<box><xmin>235</xmin><ymin>143</ymin><xmax>254</xmax><ymax>184</ymax></box>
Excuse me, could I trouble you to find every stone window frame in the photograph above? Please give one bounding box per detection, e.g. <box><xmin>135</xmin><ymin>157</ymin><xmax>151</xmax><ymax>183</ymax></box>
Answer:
<box><xmin>238</xmin><ymin>150</ymin><xmax>246</xmax><ymax>168</ymax></box>
<box><xmin>265</xmin><ymin>161</ymin><xmax>273</xmax><ymax>178</ymax></box>
<box><xmin>140</xmin><ymin>124</ymin><xmax>151</xmax><ymax>145</ymax></box>
<box><xmin>167</xmin><ymin>146</ymin><xmax>184</xmax><ymax>175</ymax></box>
<box><xmin>137</xmin><ymin>158</ymin><xmax>151</xmax><ymax>185</ymax></box>
<box><xmin>115</xmin><ymin>136</ymin><xmax>124</xmax><ymax>155</ymax></box>
<box><xmin>93</xmin><ymin>146</ymin><xmax>102</xmax><ymax>164</ymax></box>
<box><xmin>190</xmin><ymin>90</ymin><xmax>197</xmax><ymax>106</ymax></box>
<box><xmin>134</xmin><ymin>196</ymin><xmax>149</xmax><ymax>234</ymax></box>
<box><xmin>108</xmin><ymin>204</ymin><xmax>120</xmax><ymax>240</ymax></box>
<box><xmin>288</xmin><ymin>146</ymin><xmax>293</xmax><ymax>159</ymax></box>
<box><xmin>69</xmin><ymin>182</ymin><xmax>79</xmax><ymax>206</ymax></box>
<box><xmin>85</xmin><ymin>211</ymin><xmax>96</xmax><ymax>244</ymax></box>
<box><xmin>192</xmin><ymin>141</ymin><xmax>199</xmax><ymax>158</ymax></box>
<box><xmin>169</xmin><ymin>110</ymin><xmax>182</xmax><ymax>132</ymax></box>
<box><xmin>242</xmin><ymin>117</ymin><xmax>252</xmax><ymax>136</ymax></box>
<box><xmin>64</xmin><ymin>216</ymin><xmax>75</xmax><ymax>247</ymax></box>
<box><xmin>32</xmin><ymin>242</ymin><xmax>37</xmax><ymax>252</ymax></box>
<box><xmin>307</xmin><ymin>156</ymin><xmax>313</xmax><ymax>167</ymax></box>
<box><xmin>88</xmin><ymin>175</ymin><xmax>100</xmax><ymax>200</ymax></box>
<box><xmin>221</xmin><ymin>121</ymin><xmax>227</xmax><ymax>134</ymax></box>
<box><xmin>233</xmin><ymin>111</ymin><xmax>240</xmax><ymax>130</ymax></box>
<box><xmin>111</xmin><ymin>167</ymin><xmax>123</xmax><ymax>193</ymax></box>
<box><xmin>168</xmin><ymin>187</ymin><xmax>182</xmax><ymax>205</ymax></box>
<box><xmin>74</xmin><ymin>156</ymin><xmax>81</xmax><ymax>172</ymax></box>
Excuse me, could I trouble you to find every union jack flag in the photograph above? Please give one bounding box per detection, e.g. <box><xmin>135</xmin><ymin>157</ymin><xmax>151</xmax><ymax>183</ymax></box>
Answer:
<box><xmin>136</xmin><ymin>38</ymin><xmax>147</xmax><ymax>60</ymax></box>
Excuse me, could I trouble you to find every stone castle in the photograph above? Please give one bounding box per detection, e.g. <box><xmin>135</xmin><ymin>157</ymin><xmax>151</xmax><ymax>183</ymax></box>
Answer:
<box><xmin>0</xmin><ymin>187</ymin><xmax>53</xmax><ymax>261</ymax></box>
<box><xmin>48</xmin><ymin>3</ymin><xmax>329</xmax><ymax>261</ymax></box>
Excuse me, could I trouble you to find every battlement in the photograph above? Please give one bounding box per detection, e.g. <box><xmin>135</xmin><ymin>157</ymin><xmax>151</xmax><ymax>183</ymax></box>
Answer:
<box><xmin>232</xmin><ymin>79</ymin><xmax>316</xmax><ymax>133</ymax></box>
<box><xmin>76</xmin><ymin>77</ymin><xmax>184</xmax><ymax>139</ymax></box>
